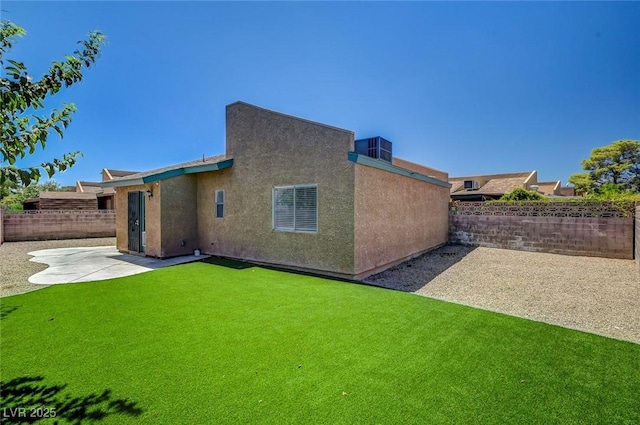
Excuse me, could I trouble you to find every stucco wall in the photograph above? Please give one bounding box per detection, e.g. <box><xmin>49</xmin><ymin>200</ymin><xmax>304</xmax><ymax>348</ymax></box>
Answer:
<box><xmin>160</xmin><ymin>175</ymin><xmax>198</xmax><ymax>258</ymax></box>
<box><xmin>114</xmin><ymin>184</ymin><xmax>161</xmax><ymax>257</ymax></box>
<box><xmin>197</xmin><ymin>102</ymin><xmax>356</xmax><ymax>275</ymax></box>
<box><xmin>353</xmin><ymin>163</ymin><xmax>450</xmax><ymax>278</ymax></box>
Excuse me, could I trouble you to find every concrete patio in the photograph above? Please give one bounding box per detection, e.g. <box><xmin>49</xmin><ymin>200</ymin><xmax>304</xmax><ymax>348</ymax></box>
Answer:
<box><xmin>27</xmin><ymin>246</ymin><xmax>208</xmax><ymax>284</ymax></box>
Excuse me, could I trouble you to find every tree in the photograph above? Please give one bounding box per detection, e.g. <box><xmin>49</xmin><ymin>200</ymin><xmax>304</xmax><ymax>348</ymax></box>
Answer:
<box><xmin>569</xmin><ymin>140</ymin><xmax>640</xmax><ymax>194</ymax></box>
<box><xmin>1</xmin><ymin>20</ymin><xmax>106</xmax><ymax>187</ymax></box>
<box><xmin>0</xmin><ymin>179</ymin><xmax>65</xmax><ymax>211</ymax></box>
<box><xmin>567</xmin><ymin>173</ymin><xmax>591</xmax><ymax>196</ymax></box>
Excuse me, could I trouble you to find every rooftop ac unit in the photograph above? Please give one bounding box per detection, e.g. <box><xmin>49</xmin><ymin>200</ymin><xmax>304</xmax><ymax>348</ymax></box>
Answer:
<box><xmin>354</xmin><ymin>136</ymin><xmax>392</xmax><ymax>162</ymax></box>
<box><xmin>464</xmin><ymin>180</ymin><xmax>480</xmax><ymax>190</ymax></box>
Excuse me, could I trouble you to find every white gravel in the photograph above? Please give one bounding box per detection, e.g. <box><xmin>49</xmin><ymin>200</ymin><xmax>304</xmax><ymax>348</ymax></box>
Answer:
<box><xmin>366</xmin><ymin>245</ymin><xmax>640</xmax><ymax>344</ymax></box>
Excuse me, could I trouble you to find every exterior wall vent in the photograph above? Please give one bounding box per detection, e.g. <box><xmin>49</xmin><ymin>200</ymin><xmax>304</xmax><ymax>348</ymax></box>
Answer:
<box><xmin>463</xmin><ymin>180</ymin><xmax>480</xmax><ymax>190</ymax></box>
<box><xmin>354</xmin><ymin>137</ymin><xmax>392</xmax><ymax>162</ymax></box>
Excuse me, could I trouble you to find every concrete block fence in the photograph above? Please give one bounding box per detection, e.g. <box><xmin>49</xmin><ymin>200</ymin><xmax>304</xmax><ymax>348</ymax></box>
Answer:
<box><xmin>636</xmin><ymin>205</ymin><xmax>640</xmax><ymax>268</ymax></box>
<box><xmin>449</xmin><ymin>201</ymin><xmax>636</xmax><ymax>260</ymax></box>
<box><xmin>1</xmin><ymin>210</ymin><xmax>115</xmax><ymax>242</ymax></box>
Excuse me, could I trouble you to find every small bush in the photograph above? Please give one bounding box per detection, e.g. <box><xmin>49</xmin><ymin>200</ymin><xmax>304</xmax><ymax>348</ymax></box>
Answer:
<box><xmin>499</xmin><ymin>187</ymin><xmax>546</xmax><ymax>201</ymax></box>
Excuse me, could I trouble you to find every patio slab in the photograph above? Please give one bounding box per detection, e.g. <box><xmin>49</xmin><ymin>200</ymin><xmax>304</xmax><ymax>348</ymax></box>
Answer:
<box><xmin>27</xmin><ymin>246</ymin><xmax>208</xmax><ymax>284</ymax></box>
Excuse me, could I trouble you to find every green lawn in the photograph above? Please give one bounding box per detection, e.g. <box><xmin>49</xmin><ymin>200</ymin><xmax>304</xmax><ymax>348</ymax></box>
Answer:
<box><xmin>1</xmin><ymin>261</ymin><xmax>638</xmax><ymax>424</ymax></box>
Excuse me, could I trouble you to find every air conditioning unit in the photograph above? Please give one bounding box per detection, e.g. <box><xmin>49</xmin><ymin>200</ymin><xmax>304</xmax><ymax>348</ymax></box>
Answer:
<box><xmin>355</xmin><ymin>136</ymin><xmax>392</xmax><ymax>162</ymax></box>
<box><xmin>464</xmin><ymin>180</ymin><xmax>480</xmax><ymax>190</ymax></box>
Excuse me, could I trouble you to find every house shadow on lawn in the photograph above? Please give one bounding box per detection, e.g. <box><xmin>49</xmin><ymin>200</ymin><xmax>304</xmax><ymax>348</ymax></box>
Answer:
<box><xmin>199</xmin><ymin>247</ymin><xmax>478</xmax><ymax>293</ymax></box>
<box><xmin>200</xmin><ymin>256</ymin><xmax>255</xmax><ymax>270</ymax></box>
<box><xmin>201</xmin><ymin>256</ymin><xmax>364</xmax><ymax>285</ymax></box>
<box><xmin>0</xmin><ymin>376</ymin><xmax>143</xmax><ymax>424</ymax></box>
<box><xmin>365</xmin><ymin>244</ymin><xmax>478</xmax><ymax>293</ymax></box>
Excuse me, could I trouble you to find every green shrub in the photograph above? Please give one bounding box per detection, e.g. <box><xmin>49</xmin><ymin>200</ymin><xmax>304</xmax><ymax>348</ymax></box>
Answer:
<box><xmin>499</xmin><ymin>187</ymin><xmax>546</xmax><ymax>201</ymax></box>
<box><xmin>586</xmin><ymin>183</ymin><xmax>640</xmax><ymax>202</ymax></box>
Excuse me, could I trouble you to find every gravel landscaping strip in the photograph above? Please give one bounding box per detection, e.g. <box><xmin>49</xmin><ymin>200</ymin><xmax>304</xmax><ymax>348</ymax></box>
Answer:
<box><xmin>0</xmin><ymin>238</ymin><xmax>116</xmax><ymax>298</ymax></box>
<box><xmin>367</xmin><ymin>245</ymin><xmax>640</xmax><ymax>344</ymax></box>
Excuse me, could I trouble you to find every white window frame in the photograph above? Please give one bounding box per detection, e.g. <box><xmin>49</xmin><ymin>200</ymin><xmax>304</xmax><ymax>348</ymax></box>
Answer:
<box><xmin>215</xmin><ymin>189</ymin><xmax>224</xmax><ymax>218</ymax></box>
<box><xmin>272</xmin><ymin>184</ymin><xmax>318</xmax><ymax>233</ymax></box>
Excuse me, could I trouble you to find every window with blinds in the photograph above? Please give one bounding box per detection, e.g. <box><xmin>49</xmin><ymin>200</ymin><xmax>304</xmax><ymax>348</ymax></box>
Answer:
<box><xmin>215</xmin><ymin>189</ymin><xmax>224</xmax><ymax>218</ymax></box>
<box><xmin>273</xmin><ymin>185</ymin><xmax>318</xmax><ymax>232</ymax></box>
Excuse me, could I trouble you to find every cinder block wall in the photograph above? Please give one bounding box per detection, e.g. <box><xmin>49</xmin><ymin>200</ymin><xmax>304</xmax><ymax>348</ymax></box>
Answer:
<box><xmin>3</xmin><ymin>211</ymin><xmax>115</xmax><ymax>242</ymax></box>
<box><xmin>449</xmin><ymin>204</ymin><xmax>634</xmax><ymax>260</ymax></box>
<box><xmin>636</xmin><ymin>205</ymin><xmax>640</xmax><ymax>268</ymax></box>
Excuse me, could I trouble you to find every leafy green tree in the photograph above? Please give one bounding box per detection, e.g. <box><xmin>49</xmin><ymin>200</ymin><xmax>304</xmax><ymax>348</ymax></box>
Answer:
<box><xmin>1</xmin><ymin>20</ymin><xmax>106</xmax><ymax>187</ymax></box>
<box><xmin>569</xmin><ymin>140</ymin><xmax>640</xmax><ymax>194</ymax></box>
<box><xmin>499</xmin><ymin>187</ymin><xmax>546</xmax><ymax>201</ymax></box>
<box><xmin>0</xmin><ymin>180</ymin><xmax>64</xmax><ymax>211</ymax></box>
<box><xmin>567</xmin><ymin>173</ymin><xmax>592</xmax><ymax>196</ymax></box>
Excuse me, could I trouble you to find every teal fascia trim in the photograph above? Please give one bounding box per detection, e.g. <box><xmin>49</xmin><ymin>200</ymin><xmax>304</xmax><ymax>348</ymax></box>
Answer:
<box><xmin>143</xmin><ymin>168</ymin><xmax>184</xmax><ymax>183</ymax></box>
<box><xmin>144</xmin><ymin>158</ymin><xmax>233</xmax><ymax>183</ymax></box>
<box><xmin>347</xmin><ymin>152</ymin><xmax>451</xmax><ymax>188</ymax></box>
<box><xmin>184</xmin><ymin>158</ymin><xmax>234</xmax><ymax>175</ymax></box>
<box><xmin>101</xmin><ymin>158</ymin><xmax>234</xmax><ymax>188</ymax></box>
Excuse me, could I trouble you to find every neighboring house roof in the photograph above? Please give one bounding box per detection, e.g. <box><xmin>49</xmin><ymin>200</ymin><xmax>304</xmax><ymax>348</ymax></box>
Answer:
<box><xmin>39</xmin><ymin>192</ymin><xmax>97</xmax><ymax>200</ymax></box>
<box><xmin>101</xmin><ymin>155</ymin><xmax>232</xmax><ymax>188</ymax></box>
<box><xmin>102</xmin><ymin>169</ymin><xmax>140</xmax><ymax>181</ymax></box>
<box><xmin>536</xmin><ymin>181</ymin><xmax>561</xmax><ymax>196</ymax></box>
<box><xmin>449</xmin><ymin>171</ymin><xmax>536</xmax><ymax>198</ymax></box>
<box><xmin>77</xmin><ymin>181</ymin><xmax>103</xmax><ymax>193</ymax></box>
<box><xmin>77</xmin><ymin>181</ymin><xmax>116</xmax><ymax>196</ymax></box>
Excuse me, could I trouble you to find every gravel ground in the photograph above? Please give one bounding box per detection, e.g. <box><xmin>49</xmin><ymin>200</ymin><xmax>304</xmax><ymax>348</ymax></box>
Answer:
<box><xmin>367</xmin><ymin>245</ymin><xmax>640</xmax><ymax>344</ymax></box>
<box><xmin>0</xmin><ymin>238</ymin><xmax>116</xmax><ymax>298</ymax></box>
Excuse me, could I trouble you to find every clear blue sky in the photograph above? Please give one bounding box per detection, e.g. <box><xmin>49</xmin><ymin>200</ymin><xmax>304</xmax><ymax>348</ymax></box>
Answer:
<box><xmin>4</xmin><ymin>1</ymin><xmax>639</xmax><ymax>187</ymax></box>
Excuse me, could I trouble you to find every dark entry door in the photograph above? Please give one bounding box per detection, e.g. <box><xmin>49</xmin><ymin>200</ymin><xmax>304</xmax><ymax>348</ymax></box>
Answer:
<box><xmin>128</xmin><ymin>191</ymin><xmax>141</xmax><ymax>252</ymax></box>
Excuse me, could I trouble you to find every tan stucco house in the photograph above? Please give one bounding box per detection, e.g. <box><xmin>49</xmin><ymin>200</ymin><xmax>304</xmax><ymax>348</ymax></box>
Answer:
<box><xmin>102</xmin><ymin>102</ymin><xmax>451</xmax><ymax>279</ymax></box>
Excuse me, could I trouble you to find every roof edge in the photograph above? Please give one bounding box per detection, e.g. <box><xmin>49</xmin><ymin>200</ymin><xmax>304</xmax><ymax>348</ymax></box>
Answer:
<box><xmin>450</xmin><ymin>171</ymin><xmax>535</xmax><ymax>181</ymax></box>
<box><xmin>101</xmin><ymin>158</ymin><xmax>234</xmax><ymax>188</ymax></box>
<box><xmin>523</xmin><ymin>170</ymin><xmax>537</xmax><ymax>186</ymax></box>
<box><xmin>348</xmin><ymin>152</ymin><xmax>451</xmax><ymax>188</ymax></box>
<box><xmin>227</xmin><ymin>101</ymin><xmax>355</xmax><ymax>136</ymax></box>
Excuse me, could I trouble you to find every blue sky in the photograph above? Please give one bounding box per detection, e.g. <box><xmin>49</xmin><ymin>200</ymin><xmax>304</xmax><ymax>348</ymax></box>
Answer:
<box><xmin>3</xmin><ymin>1</ymin><xmax>639</xmax><ymax>187</ymax></box>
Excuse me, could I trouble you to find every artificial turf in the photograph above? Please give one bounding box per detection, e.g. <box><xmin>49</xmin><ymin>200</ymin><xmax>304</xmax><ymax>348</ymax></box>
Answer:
<box><xmin>1</xmin><ymin>262</ymin><xmax>638</xmax><ymax>424</ymax></box>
